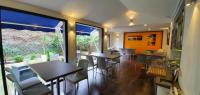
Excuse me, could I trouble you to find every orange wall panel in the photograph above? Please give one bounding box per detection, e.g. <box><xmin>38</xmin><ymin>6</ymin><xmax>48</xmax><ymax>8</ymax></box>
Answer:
<box><xmin>124</xmin><ymin>31</ymin><xmax>163</xmax><ymax>53</ymax></box>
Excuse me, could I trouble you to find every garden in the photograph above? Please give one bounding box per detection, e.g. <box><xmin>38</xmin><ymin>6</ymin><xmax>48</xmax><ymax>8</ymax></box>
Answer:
<box><xmin>2</xmin><ymin>29</ymin><xmax>64</xmax><ymax>66</ymax></box>
<box><xmin>76</xmin><ymin>30</ymin><xmax>100</xmax><ymax>53</ymax></box>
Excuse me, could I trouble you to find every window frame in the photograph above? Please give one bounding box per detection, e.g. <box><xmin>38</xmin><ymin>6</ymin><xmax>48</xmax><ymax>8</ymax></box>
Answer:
<box><xmin>0</xmin><ymin>6</ymin><xmax>68</xmax><ymax>95</ymax></box>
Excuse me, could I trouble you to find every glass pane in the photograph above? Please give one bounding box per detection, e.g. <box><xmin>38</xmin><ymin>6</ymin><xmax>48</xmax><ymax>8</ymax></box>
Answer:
<box><xmin>76</xmin><ymin>24</ymin><xmax>102</xmax><ymax>61</ymax></box>
<box><xmin>0</xmin><ymin>65</ymin><xmax>5</xmax><ymax>95</ymax></box>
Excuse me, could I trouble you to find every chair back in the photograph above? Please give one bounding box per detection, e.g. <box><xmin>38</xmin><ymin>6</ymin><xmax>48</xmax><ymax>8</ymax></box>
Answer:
<box><xmin>97</xmin><ymin>57</ymin><xmax>107</xmax><ymax>69</ymax></box>
<box><xmin>78</xmin><ymin>59</ymin><xmax>89</xmax><ymax>76</ymax></box>
<box><xmin>86</xmin><ymin>55</ymin><xmax>95</xmax><ymax>66</ymax></box>
<box><xmin>5</xmin><ymin>67</ymin><xmax>12</xmax><ymax>73</ymax></box>
<box><xmin>49</xmin><ymin>60</ymin><xmax>60</xmax><ymax>64</ymax></box>
<box><xmin>135</xmin><ymin>54</ymin><xmax>147</xmax><ymax>64</ymax></box>
<box><xmin>144</xmin><ymin>50</ymin><xmax>156</xmax><ymax>54</ymax></box>
<box><xmin>119</xmin><ymin>48</ymin><xmax>126</xmax><ymax>55</ymax></box>
<box><xmin>6</xmin><ymin>73</ymin><xmax>23</xmax><ymax>95</ymax></box>
<box><xmin>104</xmin><ymin>50</ymin><xmax>111</xmax><ymax>55</ymax></box>
<box><xmin>125</xmin><ymin>49</ymin><xmax>135</xmax><ymax>55</ymax></box>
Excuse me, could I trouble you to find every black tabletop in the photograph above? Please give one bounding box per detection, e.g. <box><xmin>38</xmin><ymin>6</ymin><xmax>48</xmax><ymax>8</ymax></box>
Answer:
<box><xmin>29</xmin><ymin>62</ymin><xmax>82</xmax><ymax>81</ymax></box>
<box><xmin>90</xmin><ymin>52</ymin><xmax>120</xmax><ymax>59</ymax></box>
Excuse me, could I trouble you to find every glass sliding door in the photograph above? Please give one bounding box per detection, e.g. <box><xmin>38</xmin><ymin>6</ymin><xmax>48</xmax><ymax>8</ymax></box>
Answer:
<box><xmin>0</xmin><ymin>7</ymin><xmax>67</xmax><ymax>95</ymax></box>
<box><xmin>76</xmin><ymin>23</ymin><xmax>103</xmax><ymax>60</ymax></box>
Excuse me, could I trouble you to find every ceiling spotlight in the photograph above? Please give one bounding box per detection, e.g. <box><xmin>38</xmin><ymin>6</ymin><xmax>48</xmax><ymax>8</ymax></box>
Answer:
<box><xmin>144</xmin><ymin>24</ymin><xmax>147</xmax><ymax>27</ymax></box>
<box><xmin>129</xmin><ymin>18</ymin><xmax>135</xmax><ymax>26</ymax></box>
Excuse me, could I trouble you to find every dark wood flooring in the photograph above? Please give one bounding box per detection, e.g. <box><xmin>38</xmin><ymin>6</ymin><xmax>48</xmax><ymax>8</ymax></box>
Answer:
<box><xmin>56</xmin><ymin>56</ymin><xmax>153</xmax><ymax>95</ymax></box>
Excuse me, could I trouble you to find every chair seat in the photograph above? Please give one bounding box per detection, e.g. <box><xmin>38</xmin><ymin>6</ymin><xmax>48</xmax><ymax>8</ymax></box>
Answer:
<box><xmin>107</xmin><ymin>59</ymin><xmax>120</xmax><ymax>64</ymax></box>
<box><xmin>155</xmin><ymin>77</ymin><xmax>172</xmax><ymax>89</ymax></box>
<box><xmin>19</xmin><ymin>77</ymin><xmax>41</xmax><ymax>89</ymax></box>
<box><xmin>66</xmin><ymin>74</ymin><xmax>87</xmax><ymax>83</ymax></box>
<box><xmin>23</xmin><ymin>83</ymin><xmax>50</xmax><ymax>95</ymax></box>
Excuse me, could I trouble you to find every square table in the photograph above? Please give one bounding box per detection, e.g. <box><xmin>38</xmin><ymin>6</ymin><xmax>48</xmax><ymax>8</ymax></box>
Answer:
<box><xmin>29</xmin><ymin>62</ymin><xmax>82</xmax><ymax>95</ymax></box>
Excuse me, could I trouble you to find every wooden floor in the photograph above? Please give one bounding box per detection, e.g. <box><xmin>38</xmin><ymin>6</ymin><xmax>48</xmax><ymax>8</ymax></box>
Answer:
<box><xmin>56</xmin><ymin>56</ymin><xmax>153</xmax><ymax>95</ymax></box>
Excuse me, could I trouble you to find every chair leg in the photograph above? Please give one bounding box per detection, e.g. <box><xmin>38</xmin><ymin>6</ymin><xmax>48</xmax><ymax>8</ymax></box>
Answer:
<box><xmin>76</xmin><ymin>83</ymin><xmax>79</xmax><ymax>90</ymax></box>
<box><xmin>87</xmin><ymin>79</ymin><xmax>89</xmax><ymax>93</ymax></box>
<box><xmin>101</xmin><ymin>69</ymin><xmax>106</xmax><ymax>80</ymax></box>
<box><xmin>74</xmin><ymin>84</ymin><xmax>77</xmax><ymax>95</ymax></box>
<box><xmin>50</xmin><ymin>80</ymin><xmax>54</xmax><ymax>95</ymax></box>
<box><xmin>134</xmin><ymin>63</ymin><xmax>137</xmax><ymax>71</ymax></box>
<box><xmin>14</xmin><ymin>88</ymin><xmax>16</xmax><ymax>95</ymax></box>
<box><xmin>95</xmin><ymin>67</ymin><xmax>98</xmax><ymax>79</ymax></box>
<box><xmin>93</xmin><ymin>66</ymin><xmax>95</xmax><ymax>78</ymax></box>
<box><xmin>63</xmin><ymin>77</ymin><xmax>66</xmax><ymax>93</ymax></box>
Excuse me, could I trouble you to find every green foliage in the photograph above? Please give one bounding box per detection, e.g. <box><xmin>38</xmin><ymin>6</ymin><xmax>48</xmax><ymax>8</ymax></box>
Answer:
<box><xmin>76</xmin><ymin>34</ymin><xmax>99</xmax><ymax>51</ymax></box>
<box><xmin>3</xmin><ymin>46</ymin><xmax>21</xmax><ymax>57</ymax></box>
<box><xmin>14</xmin><ymin>55</ymin><xmax>24</xmax><ymax>63</ymax></box>
<box><xmin>30</xmin><ymin>53</ymin><xmax>36</xmax><ymax>60</ymax></box>
<box><xmin>47</xmin><ymin>35</ymin><xmax>62</xmax><ymax>54</ymax></box>
<box><xmin>46</xmin><ymin>51</ymin><xmax>50</xmax><ymax>61</ymax></box>
<box><xmin>76</xmin><ymin>36</ymin><xmax>91</xmax><ymax>51</ymax></box>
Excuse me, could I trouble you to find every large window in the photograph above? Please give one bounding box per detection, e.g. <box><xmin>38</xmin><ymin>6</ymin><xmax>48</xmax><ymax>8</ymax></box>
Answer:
<box><xmin>0</xmin><ymin>8</ymin><xmax>67</xmax><ymax>95</ymax></box>
<box><xmin>76</xmin><ymin>23</ymin><xmax>103</xmax><ymax>60</ymax></box>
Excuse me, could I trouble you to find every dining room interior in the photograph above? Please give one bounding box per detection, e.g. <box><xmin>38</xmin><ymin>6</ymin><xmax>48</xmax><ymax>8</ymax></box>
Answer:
<box><xmin>0</xmin><ymin>0</ymin><xmax>200</xmax><ymax>95</ymax></box>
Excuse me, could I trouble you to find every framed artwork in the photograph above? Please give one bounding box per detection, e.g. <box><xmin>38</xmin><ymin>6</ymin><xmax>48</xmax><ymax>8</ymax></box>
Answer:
<box><xmin>147</xmin><ymin>34</ymin><xmax>156</xmax><ymax>46</ymax></box>
<box><xmin>128</xmin><ymin>36</ymin><xmax>142</xmax><ymax>41</ymax></box>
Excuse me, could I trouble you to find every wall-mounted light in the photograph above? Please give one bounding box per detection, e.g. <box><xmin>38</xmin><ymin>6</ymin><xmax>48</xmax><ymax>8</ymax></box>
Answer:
<box><xmin>126</xmin><ymin>10</ymin><xmax>136</xmax><ymax>26</ymax></box>
<box><xmin>186</xmin><ymin>0</ymin><xmax>197</xmax><ymax>7</ymax></box>
<box><xmin>129</xmin><ymin>18</ymin><xmax>135</xmax><ymax>26</ymax></box>
<box><xmin>116</xmin><ymin>33</ymin><xmax>119</xmax><ymax>37</ymax></box>
<box><xmin>126</xmin><ymin>10</ymin><xmax>136</xmax><ymax>19</ymax></box>
<box><xmin>148</xmin><ymin>28</ymin><xmax>151</xmax><ymax>31</ymax></box>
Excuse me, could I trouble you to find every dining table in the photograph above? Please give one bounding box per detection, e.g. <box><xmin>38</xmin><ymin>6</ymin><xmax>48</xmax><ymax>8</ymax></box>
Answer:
<box><xmin>90</xmin><ymin>52</ymin><xmax>120</xmax><ymax>59</ymax></box>
<box><xmin>78</xmin><ymin>52</ymin><xmax>120</xmax><ymax>59</ymax></box>
<box><xmin>29</xmin><ymin>61</ymin><xmax>83</xmax><ymax>95</ymax></box>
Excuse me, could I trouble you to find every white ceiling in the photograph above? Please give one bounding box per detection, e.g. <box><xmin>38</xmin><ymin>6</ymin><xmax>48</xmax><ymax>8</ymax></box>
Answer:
<box><xmin>15</xmin><ymin>0</ymin><xmax>180</xmax><ymax>32</ymax></box>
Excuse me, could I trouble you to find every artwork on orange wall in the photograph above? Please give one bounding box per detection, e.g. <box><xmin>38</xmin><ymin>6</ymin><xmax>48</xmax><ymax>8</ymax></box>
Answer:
<box><xmin>147</xmin><ymin>34</ymin><xmax>156</xmax><ymax>46</ymax></box>
<box><xmin>124</xmin><ymin>31</ymin><xmax>163</xmax><ymax>53</ymax></box>
<box><xmin>128</xmin><ymin>35</ymin><xmax>142</xmax><ymax>41</ymax></box>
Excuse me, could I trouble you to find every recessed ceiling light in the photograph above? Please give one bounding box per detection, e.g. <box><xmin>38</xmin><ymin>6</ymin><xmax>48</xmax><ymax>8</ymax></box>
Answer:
<box><xmin>144</xmin><ymin>24</ymin><xmax>147</xmax><ymax>26</ymax></box>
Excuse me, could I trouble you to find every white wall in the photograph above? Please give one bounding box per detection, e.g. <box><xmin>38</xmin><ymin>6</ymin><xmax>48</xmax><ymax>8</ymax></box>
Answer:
<box><xmin>179</xmin><ymin>2</ymin><xmax>200</xmax><ymax>95</ymax></box>
<box><xmin>162</xmin><ymin>30</ymin><xmax>169</xmax><ymax>52</ymax></box>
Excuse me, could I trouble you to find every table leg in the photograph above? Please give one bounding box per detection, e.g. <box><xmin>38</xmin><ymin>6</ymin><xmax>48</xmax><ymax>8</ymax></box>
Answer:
<box><xmin>51</xmin><ymin>80</ymin><xmax>54</xmax><ymax>95</ymax></box>
<box><xmin>63</xmin><ymin>77</ymin><xmax>66</xmax><ymax>93</ymax></box>
<box><xmin>57</xmin><ymin>78</ymin><xmax>60</xmax><ymax>95</ymax></box>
